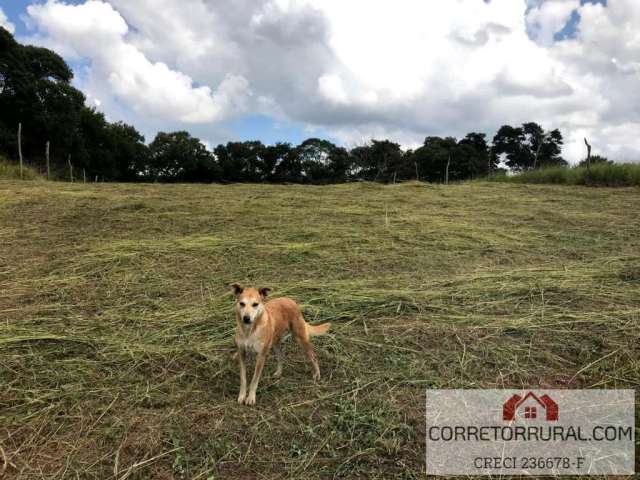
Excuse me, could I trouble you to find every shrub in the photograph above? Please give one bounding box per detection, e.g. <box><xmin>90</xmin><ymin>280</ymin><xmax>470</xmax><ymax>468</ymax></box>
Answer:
<box><xmin>488</xmin><ymin>163</ymin><xmax>640</xmax><ymax>187</ymax></box>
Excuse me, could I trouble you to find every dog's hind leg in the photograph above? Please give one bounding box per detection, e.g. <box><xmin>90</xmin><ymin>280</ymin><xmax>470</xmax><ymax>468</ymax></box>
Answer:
<box><xmin>291</xmin><ymin>315</ymin><xmax>321</xmax><ymax>381</ymax></box>
<box><xmin>301</xmin><ymin>337</ymin><xmax>320</xmax><ymax>381</ymax></box>
<box><xmin>273</xmin><ymin>341</ymin><xmax>284</xmax><ymax>379</ymax></box>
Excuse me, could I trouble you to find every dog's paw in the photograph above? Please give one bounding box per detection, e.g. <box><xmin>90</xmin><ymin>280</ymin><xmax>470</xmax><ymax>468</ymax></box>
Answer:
<box><xmin>237</xmin><ymin>393</ymin><xmax>246</xmax><ymax>404</ymax></box>
<box><xmin>244</xmin><ymin>393</ymin><xmax>256</xmax><ymax>405</ymax></box>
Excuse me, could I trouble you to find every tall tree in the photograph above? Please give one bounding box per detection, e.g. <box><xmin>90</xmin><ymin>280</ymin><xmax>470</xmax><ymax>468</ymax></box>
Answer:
<box><xmin>351</xmin><ymin>140</ymin><xmax>404</xmax><ymax>182</ymax></box>
<box><xmin>108</xmin><ymin>121</ymin><xmax>149</xmax><ymax>181</ymax></box>
<box><xmin>261</xmin><ymin>142</ymin><xmax>293</xmax><ymax>182</ymax></box>
<box><xmin>296</xmin><ymin>138</ymin><xmax>351</xmax><ymax>183</ymax></box>
<box><xmin>215</xmin><ymin>141</ymin><xmax>265</xmax><ymax>182</ymax></box>
<box><xmin>409</xmin><ymin>136</ymin><xmax>457</xmax><ymax>182</ymax></box>
<box><xmin>271</xmin><ymin>144</ymin><xmax>303</xmax><ymax>183</ymax></box>
<box><xmin>73</xmin><ymin>109</ymin><xmax>148</xmax><ymax>181</ymax></box>
<box><xmin>493</xmin><ymin>123</ymin><xmax>566</xmax><ymax>171</ymax></box>
<box><xmin>0</xmin><ymin>26</ymin><xmax>82</xmax><ymax>165</ymax></box>
<box><xmin>453</xmin><ymin>132</ymin><xmax>495</xmax><ymax>179</ymax></box>
<box><xmin>149</xmin><ymin>131</ymin><xmax>218</xmax><ymax>182</ymax></box>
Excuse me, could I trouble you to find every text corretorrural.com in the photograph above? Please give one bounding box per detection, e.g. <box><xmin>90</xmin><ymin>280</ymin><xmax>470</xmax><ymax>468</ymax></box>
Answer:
<box><xmin>428</xmin><ymin>425</ymin><xmax>633</xmax><ymax>442</ymax></box>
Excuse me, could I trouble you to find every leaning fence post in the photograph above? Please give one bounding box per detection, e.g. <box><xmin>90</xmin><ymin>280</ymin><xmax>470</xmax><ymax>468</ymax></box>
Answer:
<box><xmin>445</xmin><ymin>153</ymin><xmax>451</xmax><ymax>185</ymax></box>
<box><xmin>45</xmin><ymin>141</ymin><xmax>50</xmax><ymax>180</ymax></box>
<box><xmin>18</xmin><ymin>123</ymin><xmax>23</xmax><ymax>179</ymax></box>
<box><xmin>584</xmin><ymin>138</ymin><xmax>592</xmax><ymax>170</ymax></box>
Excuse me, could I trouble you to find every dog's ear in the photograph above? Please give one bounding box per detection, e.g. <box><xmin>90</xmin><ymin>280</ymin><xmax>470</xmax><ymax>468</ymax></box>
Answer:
<box><xmin>230</xmin><ymin>283</ymin><xmax>243</xmax><ymax>295</ymax></box>
<box><xmin>259</xmin><ymin>287</ymin><xmax>271</xmax><ymax>299</ymax></box>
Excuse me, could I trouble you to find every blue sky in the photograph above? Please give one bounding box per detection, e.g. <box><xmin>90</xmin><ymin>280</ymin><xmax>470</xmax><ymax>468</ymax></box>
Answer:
<box><xmin>554</xmin><ymin>0</ymin><xmax>606</xmax><ymax>41</ymax></box>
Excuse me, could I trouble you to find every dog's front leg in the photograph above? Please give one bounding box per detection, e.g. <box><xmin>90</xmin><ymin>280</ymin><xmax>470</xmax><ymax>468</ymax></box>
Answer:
<box><xmin>237</xmin><ymin>347</ymin><xmax>248</xmax><ymax>404</ymax></box>
<box><xmin>245</xmin><ymin>351</ymin><xmax>267</xmax><ymax>405</ymax></box>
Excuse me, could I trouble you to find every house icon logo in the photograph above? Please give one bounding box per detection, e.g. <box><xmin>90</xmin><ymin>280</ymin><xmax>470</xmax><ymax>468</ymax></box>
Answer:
<box><xmin>503</xmin><ymin>391</ymin><xmax>559</xmax><ymax>421</ymax></box>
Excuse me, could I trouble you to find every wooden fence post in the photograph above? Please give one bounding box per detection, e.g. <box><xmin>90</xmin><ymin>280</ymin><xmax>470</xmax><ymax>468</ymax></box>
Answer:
<box><xmin>68</xmin><ymin>155</ymin><xmax>73</xmax><ymax>182</ymax></box>
<box><xmin>445</xmin><ymin>153</ymin><xmax>451</xmax><ymax>185</ymax></box>
<box><xmin>45</xmin><ymin>141</ymin><xmax>50</xmax><ymax>180</ymax></box>
<box><xmin>18</xmin><ymin>123</ymin><xmax>23</xmax><ymax>179</ymax></box>
<box><xmin>584</xmin><ymin>138</ymin><xmax>592</xmax><ymax>169</ymax></box>
<box><xmin>83</xmin><ymin>169</ymin><xmax>86</xmax><ymax>183</ymax></box>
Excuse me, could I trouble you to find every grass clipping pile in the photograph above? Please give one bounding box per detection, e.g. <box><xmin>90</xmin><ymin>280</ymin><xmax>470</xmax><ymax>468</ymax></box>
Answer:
<box><xmin>1</xmin><ymin>180</ymin><xmax>639</xmax><ymax>479</ymax></box>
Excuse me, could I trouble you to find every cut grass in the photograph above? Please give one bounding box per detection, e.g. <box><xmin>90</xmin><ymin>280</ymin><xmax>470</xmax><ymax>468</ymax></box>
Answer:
<box><xmin>0</xmin><ymin>180</ymin><xmax>639</xmax><ymax>478</ymax></box>
<box><xmin>488</xmin><ymin>162</ymin><xmax>640</xmax><ymax>187</ymax></box>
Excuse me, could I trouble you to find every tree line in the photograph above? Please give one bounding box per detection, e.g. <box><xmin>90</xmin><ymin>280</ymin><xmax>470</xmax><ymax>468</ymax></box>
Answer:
<box><xmin>1</xmin><ymin>26</ymin><xmax>576</xmax><ymax>184</ymax></box>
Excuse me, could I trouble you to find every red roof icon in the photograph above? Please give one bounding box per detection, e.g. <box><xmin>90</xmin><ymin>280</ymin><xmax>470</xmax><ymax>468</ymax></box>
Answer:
<box><xmin>503</xmin><ymin>391</ymin><xmax>558</xmax><ymax>421</ymax></box>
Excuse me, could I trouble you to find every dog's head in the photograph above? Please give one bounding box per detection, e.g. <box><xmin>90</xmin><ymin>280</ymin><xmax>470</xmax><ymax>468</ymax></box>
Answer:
<box><xmin>230</xmin><ymin>284</ymin><xmax>271</xmax><ymax>325</ymax></box>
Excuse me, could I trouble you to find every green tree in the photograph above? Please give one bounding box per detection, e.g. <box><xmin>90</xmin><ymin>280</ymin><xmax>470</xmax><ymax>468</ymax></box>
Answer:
<box><xmin>214</xmin><ymin>141</ymin><xmax>265</xmax><ymax>182</ymax></box>
<box><xmin>149</xmin><ymin>131</ymin><xmax>218</xmax><ymax>182</ymax></box>
<box><xmin>0</xmin><ymin>26</ymin><xmax>82</xmax><ymax>165</ymax></box>
<box><xmin>73</xmin><ymin>108</ymin><xmax>148</xmax><ymax>181</ymax></box>
<box><xmin>108</xmin><ymin>121</ymin><xmax>149</xmax><ymax>181</ymax></box>
<box><xmin>74</xmin><ymin>107</ymin><xmax>115</xmax><ymax>180</ymax></box>
<box><xmin>260</xmin><ymin>142</ymin><xmax>293</xmax><ymax>182</ymax></box>
<box><xmin>492</xmin><ymin>123</ymin><xmax>566</xmax><ymax>171</ymax></box>
<box><xmin>296</xmin><ymin>138</ymin><xmax>351</xmax><ymax>183</ymax></box>
<box><xmin>458</xmin><ymin>132</ymin><xmax>495</xmax><ymax>176</ymax></box>
<box><xmin>271</xmin><ymin>144</ymin><xmax>302</xmax><ymax>183</ymax></box>
<box><xmin>409</xmin><ymin>136</ymin><xmax>457</xmax><ymax>182</ymax></box>
<box><xmin>491</xmin><ymin>125</ymin><xmax>528</xmax><ymax>171</ymax></box>
<box><xmin>351</xmin><ymin>140</ymin><xmax>404</xmax><ymax>182</ymax></box>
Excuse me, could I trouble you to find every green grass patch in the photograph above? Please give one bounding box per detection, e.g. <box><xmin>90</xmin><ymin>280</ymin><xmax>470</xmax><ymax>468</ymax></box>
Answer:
<box><xmin>0</xmin><ymin>180</ymin><xmax>638</xmax><ymax>478</ymax></box>
<box><xmin>0</xmin><ymin>157</ymin><xmax>43</xmax><ymax>180</ymax></box>
<box><xmin>488</xmin><ymin>163</ymin><xmax>640</xmax><ymax>187</ymax></box>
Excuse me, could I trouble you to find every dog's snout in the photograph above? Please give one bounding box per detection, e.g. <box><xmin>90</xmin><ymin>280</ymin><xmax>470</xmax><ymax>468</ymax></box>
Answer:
<box><xmin>243</xmin><ymin>315</ymin><xmax>251</xmax><ymax>324</ymax></box>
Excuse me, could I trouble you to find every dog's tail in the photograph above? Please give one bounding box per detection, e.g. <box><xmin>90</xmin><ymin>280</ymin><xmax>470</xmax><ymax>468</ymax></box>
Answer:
<box><xmin>306</xmin><ymin>321</ymin><xmax>331</xmax><ymax>337</ymax></box>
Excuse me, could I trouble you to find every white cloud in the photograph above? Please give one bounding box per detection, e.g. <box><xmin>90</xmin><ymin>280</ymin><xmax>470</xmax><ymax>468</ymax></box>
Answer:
<box><xmin>26</xmin><ymin>0</ymin><xmax>250</xmax><ymax>123</ymax></box>
<box><xmin>21</xmin><ymin>0</ymin><xmax>640</xmax><ymax>163</ymax></box>
<box><xmin>0</xmin><ymin>7</ymin><xmax>15</xmax><ymax>34</ymax></box>
<box><xmin>318</xmin><ymin>74</ymin><xmax>349</xmax><ymax>105</ymax></box>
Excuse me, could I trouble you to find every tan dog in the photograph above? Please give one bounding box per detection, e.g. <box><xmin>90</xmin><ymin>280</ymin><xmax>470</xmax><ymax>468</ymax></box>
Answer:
<box><xmin>231</xmin><ymin>284</ymin><xmax>330</xmax><ymax>405</ymax></box>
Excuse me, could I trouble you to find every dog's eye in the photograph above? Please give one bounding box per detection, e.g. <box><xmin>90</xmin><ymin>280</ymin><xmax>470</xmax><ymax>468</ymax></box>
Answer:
<box><xmin>252</xmin><ymin>302</ymin><xmax>259</xmax><ymax>308</ymax></box>
<box><xmin>239</xmin><ymin>302</ymin><xmax>245</xmax><ymax>307</ymax></box>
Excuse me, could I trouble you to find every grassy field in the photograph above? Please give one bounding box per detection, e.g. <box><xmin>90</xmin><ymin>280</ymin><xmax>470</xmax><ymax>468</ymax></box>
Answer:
<box><xmin>1</xmin><ymin>180</ymin><xmax>639</xmax><ymax>479</ymax></box>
